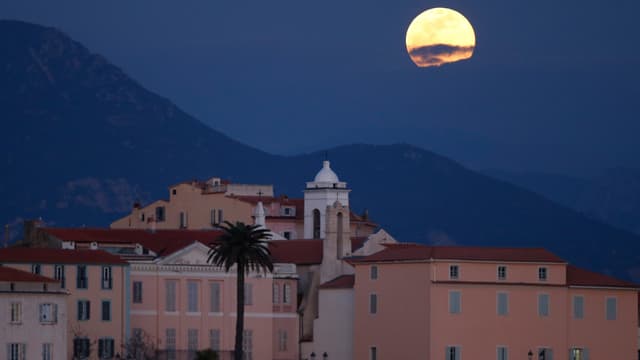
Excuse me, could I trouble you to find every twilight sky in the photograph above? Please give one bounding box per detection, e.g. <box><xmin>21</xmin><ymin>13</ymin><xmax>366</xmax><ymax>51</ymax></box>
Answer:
<box><xmin>2</xmin><ymin>0</ymin><xmax>639</xmax><ymax>176</ymax></box>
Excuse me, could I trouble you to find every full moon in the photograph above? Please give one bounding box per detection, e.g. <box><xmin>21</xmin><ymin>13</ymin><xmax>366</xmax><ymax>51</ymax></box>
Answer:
<box><xmin>405</xmin><ymin>8</ymin><xmax>476</xmax><ymax>67</ymax></box>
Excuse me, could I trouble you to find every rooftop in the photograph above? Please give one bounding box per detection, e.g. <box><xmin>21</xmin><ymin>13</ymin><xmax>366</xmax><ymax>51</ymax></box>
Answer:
<box><xmin>0</xmin><ymin>247</ymin><xmax>129</xmax><ymax>265</ymax></box>
<box><xmin>567</xmin><ymin>265</ymin><xmax>638</xmax><ymax>289</ymax></box>
<box><xmin>0</xmin><ymin>266</ymin><xmax>58</xmax><ymax>283</ymax></box>
<box><xmin>319</xmin><ymin>274</ymin><xmax>355</xmax><ymax>289</ymax></box>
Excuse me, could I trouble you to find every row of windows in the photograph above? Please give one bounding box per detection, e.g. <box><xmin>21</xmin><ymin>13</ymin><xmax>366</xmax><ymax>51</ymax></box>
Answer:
<box><xmin>76</xmin><ymin>300</ymin><xmax>112</xmax><ymax>321</ymax></box>
<box><xmin>73</xmin><ymin>337</ymin><xmax>114</xmax><ymax>359</ymax></box>
<box><xmin>163</xmin><ymin>281</ymin><xmax>231</xmax><ymax>312</ymax></box>
<box><xmin>272</xmin><ymin>283</ymin><xmax>292</xmax><ymax>304</ymax></box>
<box><xmin>446</xmin><ymin>291</ymin><xmax>617</xmax><ymax>320</ymax></box>
<box><xmin>9</xmin><ymin>302</ymin><xmax>58</xmax><ymax>324</ymax></box>
<box><xmin>30</xmin><ymin>264</ymin><xmax>113</xmax><ymax>290</ymax></box>
<box><xmin>448</xmin><ymin>265</ymin><xmax>548</xmax><ymax>281</ymax></box>
<box><xmin>162</xmin><ymin>328</ymin><xmax>282</xmax><ymax>359</ymax></box>
<box><xmin>6</xmin><ymin>343</ymin><xmax>53</xmax><ymax>360</ymax></box>
<box><xmin>367</xmin><ymin>346</ymin><xmax>588</xmax><ymax>360</ymax></box>
<box><xmin>142</xmin><ymin>207</ymin><xmax>226</xmax><ymax>226</ymax></box>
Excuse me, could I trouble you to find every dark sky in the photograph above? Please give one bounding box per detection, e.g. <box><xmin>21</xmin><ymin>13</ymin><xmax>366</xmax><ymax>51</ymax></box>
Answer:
<box><xmin>2</xmin><ymin>0</ymin><xmax>639</xmax><ymax>176</ymax></box>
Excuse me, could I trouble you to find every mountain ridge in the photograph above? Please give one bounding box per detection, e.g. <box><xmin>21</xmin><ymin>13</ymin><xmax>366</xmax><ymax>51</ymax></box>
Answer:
<box><xmin>2</xmin><ymin>20</ymin><xmax>640</xmax><ymax>281</ymax></box>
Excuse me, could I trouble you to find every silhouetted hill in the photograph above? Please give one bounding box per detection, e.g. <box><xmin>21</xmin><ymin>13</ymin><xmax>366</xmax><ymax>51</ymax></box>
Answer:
<box><xmin>2</xmin><ymin>20</ymin><xmax>640</xmax><ymax>281</ymax></box>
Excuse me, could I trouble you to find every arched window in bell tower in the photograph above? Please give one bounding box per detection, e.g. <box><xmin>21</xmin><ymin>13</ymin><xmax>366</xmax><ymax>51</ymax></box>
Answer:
<box><xmin>313</xmin><ymin>209</ymin><xmax>321</xmax><ymax>239</ymax></box>
<box><xmin>337</xmin><ymin>212</ymin><xmax>344</xmax><ymax>259</ymax></box>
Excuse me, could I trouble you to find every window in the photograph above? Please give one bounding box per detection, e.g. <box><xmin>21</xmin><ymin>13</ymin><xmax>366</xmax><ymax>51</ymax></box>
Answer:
<box><xmin>243</xmin><ymin>330</ymin><xmax>253</xmax><ymax>360</ymax></box>
<box><xmin>369</xmin><ymin>293</ymin><xmax>378</xmax><ymax>314</ymax></box>
<box><xmin>570</xmin><ymin>348</ymin><xmax>588</xmax><ymax>360</ymax></box>
<box><xmin>102</xmin><ymin>266</ymin><xmax>112</xmax><ymax>290</ymax></box>
<box><xmin>209</xmin><ymin>329</ymin><xmax>220</xmax><ymax>351</ymax></box>
<box><xmin>140</xmin><ymin>213</ymin><xmax>145</xmax><ymax>222</ymax></box>
<box><xmin>573</xmin><ymin>296</ymin><xmax>584</xmax><ymax>319</ymax></box>
<box><xmin>497</xmin><ymin>292</ymin><xmax>508</xmax><ymax>316</ymax></box>
<box><xmin>538</xmin><ymin>348</ymin><xmax>553</xmax><ymax>360</ymax></box>
<box><xmin>283</xmin><ymin>231</ymin><xmax>291</xmax><ymax>240</ymax></box>
<box><xmin>370</xmin><ymin>346</ymin><xmax>377</xmax><ymax>360</ymax></box>
<box><xmin>211</xmin><ymin>209</ymin><xmax>218</xmax><ymax>225</ymax></box>
<box><xmin>497</xmin><ymin>346</ymin><xmax>508</xmax><ymax>360</ymax></box>
<box><xmin>606</xmin><ymin>297</ymin><xmax>617</xmax><ymax>320</ymax></box>
<box><xmin>166</xmin><ymin>280</ymin><xmax>177</xmax><ymax>312</ymax></box>
<box><xmin>283</xmin><ymin>207</ymin><xmax>292</xmax><ymax>216</ymax></box>
<box><xmin>187</xmin><ymin>281</ymin><xmax>199</xmax><ymax>312</ymax></box>
<box><xmin>32</xmin><ymin>263</ymin><xmax>41</xmax><ymax>275</ymax></box>
<box><xmin>371</xmin><ymin>265</ymin><xmax>378</xmax><ymax>280</ymax></box>
<box><xmin>446</xmin><ymin>346</ymin><xmax>461</xmax><ymax>360</ymax></box>
<box><xmin>73</xmin><ymin>338</ymin><xmax>90</xmax><ymax>359</ymax></box>
<box><xmin>179</xmin><ymin>211</ymin><xmax>187</xmax><ymax>228</ymax></box>
<box><xmin>210</xmin><ymin>282</ymin><xmax>221</xmax><ymax>312</ymax></box>
<box><xmin>273</xmin><ymin>283</ymin><xmax>280</xmax><ymax>304</ymax></box>
<box><xmin>10</xmin><ymin>302</ymin><xmax>22</xmax><ymax>323</ymax></box>
<box><xmin>218</xmin><ymin>209</ymin><xmax>224</xmax><ymax>224</ymax></box>
<box><xmin>54</xmin><ymin>265</ymin><xmax>65</xmax><ymax>288</ymax></box>
<box><xmin>312</xmin><ymin>209</ymin><xmax>321</xmax><ymax>239</ymax></box>
<box><xmin>77</xmin><ymin>300</ymin><xmax>90</xmax><ymax>321</ymax></box>
<box><xmin>538</xmin><ymin>294</ymin><xmax>549</xmax><ymax>317</ymax></box>
<box><xmin>77</xmin><ymin>265</ymin><xmax>88</xmax><ymax>289</ymax></box>
<box><xmin>449</xmin><ymin>265</ymin><xmax>459</xmax><ymax>280</ymax></box>
<box><xmin>283</xmin><ymin>283</ymin><xmax>291</xmax><ymax>304</ymax></box>
<box><xmin>98</xmin><ymin>338</ymin><xmax>114</xmax><ymax>359</ymax></box>
<box><xmin>39</xmin><ymin>303</ymin><xmax>58</xmax><ymax>324</ymax></box>
<box><xmin>449</xmin><ymin>291</ymin><xmax>461</xmax><ymax>314</ymax></box>
<box><xmin>188</xmin><ymin>329</ymin><xmax>198</xmax><ymax>352</ymax></box>
<box><xmin>538</xmin><ymin>267</ymin><xmax>548</xmax><ymax>281</ymax></box>
<box><xmin>166</xmin><ymin>328</ymin><xmax>176</xmax><ymax>360</ymax></box>
<box><xmin>278</xmin><ymin>330</ymin><xmax>288</xmax><ymax>351</ymax></box>
<box><xmin>497</xmin><ymin>266</ymin><xmax>507</xmax><ymax>280</ymax></box>
<box><xmin>133</xmin><ymin>281</ymin><xmax>143</xmax><ymax>303</ymax></box>
<box><xmin>8</xmin><ymin>343</ymin><xmax>26</xmax><ymax>360</ymax></box>
<box><xmin>155</xmin><ymin>206</ymin><xmax>166</xmax><ymax>222</ymax></box>
<box><xmin>244</xmin><ymin>283</ymin><xmax>253</xmax><ymax>305</ymax></box>
<box><xmin>101</xmin><ymin>300</ymin><xmax>111</xmax><ymax>321</ymax></box>
<box><xmin>172</xmin><ymin>189</ymin><xmax>177</xmax><ymax>195</ymax></box>
<box><xmin>42</xmin><ymin>343</ymin><xmax>52</xmax><ymax>360</ymax></box>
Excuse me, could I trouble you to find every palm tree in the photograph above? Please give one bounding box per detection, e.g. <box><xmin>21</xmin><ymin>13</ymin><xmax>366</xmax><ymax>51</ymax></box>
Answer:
<box><xmin>207</xmin><ymin>221</ymin><xmax>273</xmax><ymax>360</ymax></box>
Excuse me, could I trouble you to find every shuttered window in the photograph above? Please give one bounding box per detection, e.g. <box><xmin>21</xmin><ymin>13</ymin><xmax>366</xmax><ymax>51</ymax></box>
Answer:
<box><xmin>538</xmin><ymin>294</ymin><xmax>549</xmax><ymax>317</ymax></box>
<box><xmin>449</xmin><ymin>291</ymin><xmax>461</xmax><ymax>314</ymax></box>
<box><xmin>606</xmin><ymin>297</ymin><xmax>617</xmax><ymax>320</ymax></box>
<box><xmin>210</xmin><ymin>282</ymin><xmax>221</xmax><ymax>312</ymax></box>
<box><xmin>187</xmin><ymin>281</ymin><xmax>199</xmax><ymax>312</ymax></box>
<box><xmin>497</xmin><ymin>293</ymin><xmax>508</xmax><ymax>316</ymax></box>
<box><xmin>573</xmin><ymin>296</ymin><xmax>584</xmax><ymax>319</ymax></box>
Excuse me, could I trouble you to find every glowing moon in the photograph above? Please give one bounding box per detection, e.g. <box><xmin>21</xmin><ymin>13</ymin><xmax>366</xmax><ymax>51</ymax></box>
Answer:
<box><xmin>406</xmin><ymin>8</ymin><xmax>476</xmax><ymax>67</ymax></box>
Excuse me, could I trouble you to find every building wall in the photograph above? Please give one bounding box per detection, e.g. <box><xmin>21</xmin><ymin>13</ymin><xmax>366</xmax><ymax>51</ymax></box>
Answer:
<box><xmin>310</xmin><ymin>288</ymin><xmax>354</xmax><ymax>360</ymax></box>
<box><xmin>0</xmin><ymin>291</ymin><xmax>68</xmax><ymax>359</ymax></box>
<box><xmin>130</xmin><ymin>264</ymin><xmax>298</xmax><ymax>360</ymax></box>
<box><xmin>4</xmin><ymin>263</ymin><xmax>128</xmax><ymax>358</ymax></box>
<box><xmin>354</xmin><ymin>261</ymin><xmax>639</xmax><ymax>360</ymax></box>
<box><xmin>353</xmin><ymin>263</ymin><xmax>431</xmax><ymax>360</ymax></box>
<box><xmin>111</xmin><ymin>188</ymin><xmax>254</xmax><ymax>230</ymax></box>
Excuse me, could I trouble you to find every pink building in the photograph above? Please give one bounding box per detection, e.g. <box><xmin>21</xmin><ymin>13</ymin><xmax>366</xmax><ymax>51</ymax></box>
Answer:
<box><xmin>350</xmin><ymin>244</ymin><xmax>639</xmax><ymax>360</ymax></box>
<box><xmin>0</xmin><ymin>266</ymin><xmax>68</xmax><ymax>360</ymax></box>
<box><xmin>0</xmin><ymin>248</ymin><xmax>130</xmax><ymax>359</ymax></box>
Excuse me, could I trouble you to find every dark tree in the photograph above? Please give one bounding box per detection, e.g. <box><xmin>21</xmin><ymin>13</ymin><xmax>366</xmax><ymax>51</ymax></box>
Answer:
<box><xmin>207</xmin><ymin>221</ymin><xmax>273</xmax><ymax>360</ymax></box>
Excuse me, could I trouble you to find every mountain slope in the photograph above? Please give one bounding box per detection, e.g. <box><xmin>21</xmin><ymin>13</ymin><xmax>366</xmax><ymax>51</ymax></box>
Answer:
<box><xmin>2</xmin><ymin>20</ymin><xmax>640</xmax><ymax>281</ymax></box>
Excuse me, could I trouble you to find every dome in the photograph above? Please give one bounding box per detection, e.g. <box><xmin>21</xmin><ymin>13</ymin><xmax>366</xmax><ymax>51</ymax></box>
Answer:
<box><xmin>314</xmin><ymin>161</ymin><xmax>339</xmax><ymax>183</ymax></box>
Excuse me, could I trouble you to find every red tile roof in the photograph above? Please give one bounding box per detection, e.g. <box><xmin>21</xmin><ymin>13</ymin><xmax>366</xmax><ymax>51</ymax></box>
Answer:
<box><xmin>44</xmin><ymin>228</ymin><xmax>224</xmax><ymax>257</ymax></box>
<box><xmin>270</xmin><ymin>237</ymin><xmax>368</xmax><ymax>265</ymax></box>
<box><xmin>0</xmin><ymin>266</ymin><xmax>58</xmax><ymax>283</ymax></box>
<box><xmin>567</xmin><ymin>265</ymin><xmax>638</xmax><ymax>289</ymax></box>
<box><xmin>349</xmin><ymin>243</ymin><xmax>566</xmax><ymax>264</ymax></box>
<box><xmin>319</xmin><ymin>275</ymin><xmax>355</xmax><ymax>289</ymax></box>
<box><xmin>0</xmin><ymin>248</ymin><xmax>128</xmax><ymax>265</ymax></box>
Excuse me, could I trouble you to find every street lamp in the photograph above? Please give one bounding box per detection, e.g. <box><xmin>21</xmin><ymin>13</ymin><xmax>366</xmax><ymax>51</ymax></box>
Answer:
<box><xmin>323</xmin><ymin>352</ymin><xmax>328</xmax><ymax>359</ymax></box>
<box><xmin>528</xmin><ymin>350</ymin><xmax>533</xmax><ymax>360</ymax></box>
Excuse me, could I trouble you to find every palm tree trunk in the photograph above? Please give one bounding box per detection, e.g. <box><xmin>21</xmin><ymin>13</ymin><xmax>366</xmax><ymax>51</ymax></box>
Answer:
<box><xmin>235</xmin><ymin>262</ymin><xmax>245</xmax><ymax>360</ymax></box>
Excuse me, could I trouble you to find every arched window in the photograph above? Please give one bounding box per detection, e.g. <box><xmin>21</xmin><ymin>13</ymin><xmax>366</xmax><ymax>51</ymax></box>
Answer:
<box><xmin>337</xmin><ymin>212</ymin><xmax>344</xmax><ymax>259</ymax></box>
<box><xmin>312</xmin><ymin>209</ymin><xmax>321</xmax><ymax>239</ymax></box>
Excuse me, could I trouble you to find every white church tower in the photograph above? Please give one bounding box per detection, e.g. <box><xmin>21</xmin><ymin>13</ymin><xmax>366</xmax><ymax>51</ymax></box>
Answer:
<box><xmin>303</xmin><ymin>161</ymin><xmax>350</xmax><ymax>239</ymax></box>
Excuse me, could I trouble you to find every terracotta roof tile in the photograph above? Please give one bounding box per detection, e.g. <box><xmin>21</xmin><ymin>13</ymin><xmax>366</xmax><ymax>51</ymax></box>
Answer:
<box><xmin>0</xmin><ymin>248</ymin><xmax>128</xmax><ymax>265</ymax></box>
<box><xmin>567</xmin><ymin>265</ymin><xmax>638</xmax><ymax>289</ymax></box>
<box><xmin>319</xmin><ymin>275</ymin><xmax>355</xmax><ymax>289</ymax></box>
<box><xmin>270</xmin><ymin>237</ymin><xmax>367</xmax><ymax>265</ymax></box>
<box><xmin>44</xmin><ymin>228</ymin><xmax>224</xmax><ymax>258</ymax></box>
<box><xmin>0</xmin><ymin>266</ymin><xmax>58</xmax><ymax>283</ymax></box>
<box><xmin>349</xmin><ymin>243</ymin><xmax>565</xmax><ymax>264</ymax></box>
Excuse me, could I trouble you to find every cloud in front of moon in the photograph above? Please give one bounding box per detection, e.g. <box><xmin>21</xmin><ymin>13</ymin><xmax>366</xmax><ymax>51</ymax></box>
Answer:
<box><xmin>406</xmin><ymin>8</ymin><xmax>476</xmax><ymax>67</ymax></box>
